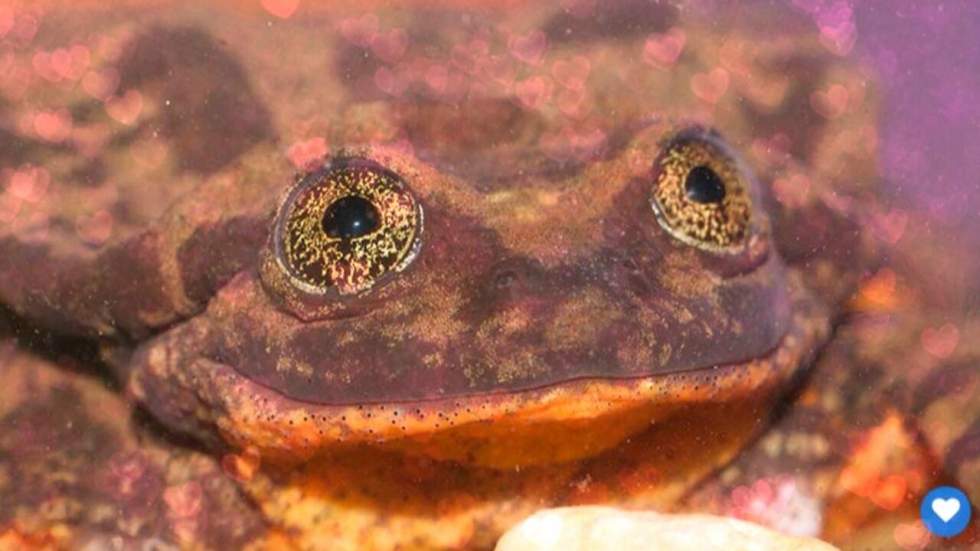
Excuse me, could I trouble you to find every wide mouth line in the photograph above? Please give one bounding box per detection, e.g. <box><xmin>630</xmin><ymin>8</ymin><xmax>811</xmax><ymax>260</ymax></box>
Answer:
<box><xmin>218</xmin><ymin>327</ymin><xmax>800</xmax><ymax>410</ymax></box>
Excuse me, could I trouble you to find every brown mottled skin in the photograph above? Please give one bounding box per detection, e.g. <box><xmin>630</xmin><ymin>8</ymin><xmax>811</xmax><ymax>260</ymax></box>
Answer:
<box><xmin>0</xmin><ymin>1</ymin><xmax>974</xmax><ymax>549</ymax></box>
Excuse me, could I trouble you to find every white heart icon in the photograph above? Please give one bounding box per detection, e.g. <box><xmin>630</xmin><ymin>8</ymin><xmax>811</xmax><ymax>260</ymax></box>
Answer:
<box><xmin>932</xmin><ymin>497</ymin><xmax>961</xmax><ymax>523</ymax></box>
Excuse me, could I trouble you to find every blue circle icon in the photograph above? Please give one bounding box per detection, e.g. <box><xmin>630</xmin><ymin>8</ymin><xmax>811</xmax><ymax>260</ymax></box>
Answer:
<box><xmin>920</xmin><ymin>486</ymin><xmax>972</xmax><ymax>538</ymax></box>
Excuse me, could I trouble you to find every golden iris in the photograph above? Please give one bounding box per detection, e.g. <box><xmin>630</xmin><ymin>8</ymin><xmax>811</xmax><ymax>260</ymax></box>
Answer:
<box><xmin>278</xmin><ymin>159</ymin><xmax>421</xmax><ymax>295</ymax></box>
<box><xmin>650</xmin><ymin>137</ymin><xmax>752</xmax><ymax>250</ymax></box>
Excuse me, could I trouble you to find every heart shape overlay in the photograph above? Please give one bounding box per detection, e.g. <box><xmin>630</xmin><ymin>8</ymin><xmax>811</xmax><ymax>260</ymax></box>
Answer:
<box><xmin>932</xmin><ymin>497</ymin><xmax>961</xmax><ymax>523</ymax></box>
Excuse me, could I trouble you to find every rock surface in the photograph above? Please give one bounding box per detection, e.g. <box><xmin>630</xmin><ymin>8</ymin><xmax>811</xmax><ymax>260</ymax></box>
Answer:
<box><xmin>496</xmin><ymin>507</ymin><xmax>838</xmax><ymax>551</ymax></box>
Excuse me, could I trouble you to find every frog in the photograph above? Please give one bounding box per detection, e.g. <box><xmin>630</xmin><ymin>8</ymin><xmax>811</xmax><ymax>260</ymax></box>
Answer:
<box><xmin>1</xmin><ymin>1</ymin><xmax>969</xmax><ymax>549</ymax></box>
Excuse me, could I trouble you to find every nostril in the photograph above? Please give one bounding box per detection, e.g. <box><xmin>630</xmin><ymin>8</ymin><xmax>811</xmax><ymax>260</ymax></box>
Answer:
<box><xmin>489</xmin><ymin>259</ymin><xmax>537</xmax><ymax>291</ymax></box>
<box><xmin>494</xmin><ymin>269</ymin><xmax>519</xmax><ymax>289</ymax></box>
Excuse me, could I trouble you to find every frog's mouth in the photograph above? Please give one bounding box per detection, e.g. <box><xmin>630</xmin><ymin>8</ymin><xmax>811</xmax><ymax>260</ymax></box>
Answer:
<box><xmin>130</xmin><ymin>269</ymin><xmax>830</xmax><ymax>467</ymax></box>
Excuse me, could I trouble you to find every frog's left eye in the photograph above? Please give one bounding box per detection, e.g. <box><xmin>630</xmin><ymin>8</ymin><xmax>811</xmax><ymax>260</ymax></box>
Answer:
<box><xmin>649</xmin><ymin>134</ymin><xmax>753</xmax><ymax>251</ymax></box>
<box><xmin>273</xmin><ymin>158</ymin><xmax>422</xmax><ymax>296</ymax></box>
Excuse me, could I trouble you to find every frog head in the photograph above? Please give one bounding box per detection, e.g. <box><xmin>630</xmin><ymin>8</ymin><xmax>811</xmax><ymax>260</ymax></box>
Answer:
<box><xmin>0</xmin><ymin>3</ymin><xmax>879</xmax><ymax>474</ymax></box>
<box><xmin>122</xmin><ymin>5</ymin><xmax>880</xmax><ymax>471</ymax></box>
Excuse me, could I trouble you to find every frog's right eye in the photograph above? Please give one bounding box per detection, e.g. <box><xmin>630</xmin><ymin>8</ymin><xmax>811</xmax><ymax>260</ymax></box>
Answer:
<box><xmin>272</xmin><ymin>158</ymin><xmax>423</xmax><ymax>296</ymax></box>
<box><xmin>649</xmin><ymin>133</ymin><xmax>754</xmax><ymax>252</ymax></box>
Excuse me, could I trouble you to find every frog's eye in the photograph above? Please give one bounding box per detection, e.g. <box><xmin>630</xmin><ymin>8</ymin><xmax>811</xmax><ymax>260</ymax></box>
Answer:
<box><xmin>273</xmin><ymin>158</ymin><xmax>422</xmax><ymax>296</ymax></box>
<box><xmin>649</xmin><ymin>135</ymin><xmax>752</xmax><ymax>251</ymax></box>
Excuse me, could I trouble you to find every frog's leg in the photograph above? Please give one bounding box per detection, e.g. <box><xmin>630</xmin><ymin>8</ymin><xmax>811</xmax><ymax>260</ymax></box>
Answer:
<box><xmin>0</xmin><ymin>339</ymin><xmax>269</xmax><ymax>550</ymax></box>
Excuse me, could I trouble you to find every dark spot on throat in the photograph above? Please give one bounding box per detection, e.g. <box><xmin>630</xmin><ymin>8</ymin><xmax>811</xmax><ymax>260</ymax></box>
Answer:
<box><xmin>685</xmin><ymin>165</ymin><xmax>726</xmax><ymax>204</ymax></box>
<box><xmin>322</xmin><ymin>196</ymin><xmax>380</xmax><ymax>239</ymax></box>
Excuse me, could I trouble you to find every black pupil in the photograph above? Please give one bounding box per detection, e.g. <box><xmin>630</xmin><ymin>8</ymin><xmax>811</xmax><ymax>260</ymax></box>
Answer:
<box><xmin>322</xmin><ymin>196</ymin><xmax>380</xmax><ymax>239</ymax></box>
<box><xmin>684</xmin><ymin>165</ymin><xmax>727</xmax><ymax>204</ymax></box>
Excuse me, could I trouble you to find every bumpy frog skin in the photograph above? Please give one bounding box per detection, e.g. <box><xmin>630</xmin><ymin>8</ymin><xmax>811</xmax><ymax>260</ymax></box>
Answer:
<box><xmin>0</xmin><ymin>1</ymin><xmax>912</xmax><ymax>548</ymax></box>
